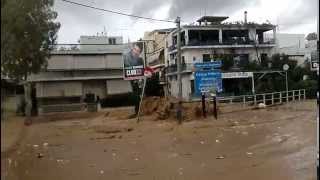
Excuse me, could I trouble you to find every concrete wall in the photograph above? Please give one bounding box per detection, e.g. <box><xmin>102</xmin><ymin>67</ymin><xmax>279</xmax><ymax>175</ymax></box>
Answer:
<box><xmin>36</xmin><ymin>82</ymin><xmax>82</xmax><ymax>98</ymax></box>
<box><xmin>35</xmin><ymin>79</ymin><xmax>132</xmax><ymax>99</ymax></box>
<box><xmin>82</xmin><ymin>80</ymin><xmax>107</xmax><ymax>99</ymax></box>
<box><xmin>106</xmin><ymin>80</ymin><xmax>132</xmax><ymax>95</ymax></box>
<box><xmin>28</xmin><ymin>70</ymin><xmax>123</xmax><ymax>82</ymax></box>
<box><xmin>275</xmin><ymin>33</ymin><xmax>305</xmax><ymax>49</ymax></box>
<box><xmin>168</xmin><ymin>74</ymin><xmax>192</xmax><ymax>100</ymax></box>
<box><xmin>47</xmin><ymin>54</ymin><xmax>123</xmax><ymax>70</ymax></box>
<box><xmin>79</xmin><ymin>36</ymin><xmax>123</xmax><ymax>50</ymax></box>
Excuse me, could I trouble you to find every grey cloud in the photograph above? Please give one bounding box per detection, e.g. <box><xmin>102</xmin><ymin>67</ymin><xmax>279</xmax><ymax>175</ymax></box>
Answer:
<box><xmin>274</xmin><ymin>0</ymin><xmax>317</xmax><ymax>31</ymax></box>
<box><xmin>132</xmin><ymin>0</ymin><xmax>259</xmax><ymax>21</ymax></box>
<box><xmin>54</xmin><ymin>0</ymin><xmax>109</xmax><ymax>26</ymax></box>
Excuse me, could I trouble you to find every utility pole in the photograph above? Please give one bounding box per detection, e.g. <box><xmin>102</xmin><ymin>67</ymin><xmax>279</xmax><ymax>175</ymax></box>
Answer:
<box><xmin>176</xmin><ymin>16</ymin><xmax>183</xmax><ymax>124</ymax></box>
<box><xmin>143</xmin><ymin>41</ymin><xmax>147</xmax><ymax>66</ymax></box>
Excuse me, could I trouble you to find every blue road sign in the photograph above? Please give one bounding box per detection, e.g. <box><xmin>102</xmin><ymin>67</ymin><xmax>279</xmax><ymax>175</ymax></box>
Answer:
<box><xmin>194</xmin><ymin>61</ymin><xmax>222</xmax><ymax>69</ymax></box>
<box><xmin>194</xmin><ymin>71</ymin><xmax>222</xmax><ymax>95</ymax></box>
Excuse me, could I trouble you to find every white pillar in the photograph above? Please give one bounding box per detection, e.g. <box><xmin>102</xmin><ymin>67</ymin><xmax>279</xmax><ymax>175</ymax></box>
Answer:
<box><xmin>219</xmin><ymin>29</ymin><xmax>223</xmax><ymax>44</ymax></box>
<box><xmin>185</xmin><ymin>29</ymin><xmax>189</xmax><ymax>46</ymax></box>
<box><xmin>273</xmin><ymin>28</ymin><xmax>277</xmax><ymax>45</ymax></box>
<box><xmin>248</xmin><ymin>28</ymin><xmax>256</xmax><ymax>43</ymax></box>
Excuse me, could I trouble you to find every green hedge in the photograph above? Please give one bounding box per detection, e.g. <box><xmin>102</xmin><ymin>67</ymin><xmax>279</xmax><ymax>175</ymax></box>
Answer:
<box><xmin>291</xmin><ymin>80</ymin><xmax>318</xmax><ymax>99</ymax></box>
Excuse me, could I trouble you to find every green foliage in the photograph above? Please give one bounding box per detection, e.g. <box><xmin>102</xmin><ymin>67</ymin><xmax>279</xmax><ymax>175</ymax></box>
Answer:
<box><xmin>244</xmin><ymin>60</ymin><xmax>263</xmax><ymax>71</ymax></box>
<box><xmin>306</xmin><ymin>32</ymin><xmax>317</xmax><ymax>41</ymax></box>
<box><xmin>1</xmin><ymin>0</ymin><xmax>60</xmax><ymax>80</ymax></box>
<box><xmin>291</xmin><ymin>80</ymin><xmax>317</xmax><ymax>98</ymax></box>
<box><xmin>241</xmin><ymin>53</ymin><xmax>317</xmax><ymax>98</ymax></box>
<box><xmin>269</xmin><ymin>53</ymin><xmax>297</xmax><ymax>70</ymax></box>
<box><xmin>220</xmin><ymin>54</ymin><xmax>234</xmax><ymax>70</ymax></box>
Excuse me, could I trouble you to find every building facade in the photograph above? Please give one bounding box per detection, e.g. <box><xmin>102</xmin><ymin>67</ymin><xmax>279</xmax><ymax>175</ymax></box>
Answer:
<box><xmin>28</xmin><ymin>36</ymin><xmax>132</xmax><ymax>113</ymax></box>
<box><xmin>165</xmin><ymin>15</ymin><xmax>277</xmax><ymax>100</ymax></box>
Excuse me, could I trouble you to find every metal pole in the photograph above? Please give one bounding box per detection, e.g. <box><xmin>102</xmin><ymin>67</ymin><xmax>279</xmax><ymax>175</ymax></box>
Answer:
<box><xmin>201</xmin><ymin>93</ymin><xmax>206</xmax><ymax>118</ymax></box>
<box><xmin>213</xmin><ymin>95</ymin><xmax>217</xmax><ymax>119</ymax></box>
<box><xmin>143</xmin><ymin>41</ymin><xmax>147</xmax><ymax>66</ymax></box>
<box><xmin>176</xmin><ymin>16</ymin><xmax>183</xmax><ymax>124</ymax></box>
<box><xmin>251</xmin><ymin>75</ymin><xmax>255</xmax><ymax>94</ymax></box>
<box><xmin>137</xmin><ymin>77</ymin><xmax>147</xmax><ymax>123</ymax></box>
<box><xmin>286</xmin><ymin>71</ymin><xmax>288</xmax><ymax>102</ymax></box>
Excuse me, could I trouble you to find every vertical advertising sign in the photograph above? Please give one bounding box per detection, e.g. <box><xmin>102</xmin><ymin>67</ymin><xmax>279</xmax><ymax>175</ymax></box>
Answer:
<box><xmin>123</xmin><ymin>42</ymin><xmax>145</xmax><ymax>80</ymax></box>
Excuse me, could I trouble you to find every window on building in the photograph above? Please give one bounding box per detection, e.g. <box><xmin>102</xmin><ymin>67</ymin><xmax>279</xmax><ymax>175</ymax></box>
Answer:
<box><xmin>203</xmin><ymin>54</ymin><xmax>211</xmax><ymax>62</ymax></box>
<box><xmin>190</xmin><ymin>80</ymin><xmax>195</xmax><ymax>95</ymax></box>
<box><xmin>182</xmin><ymin>56</ymin><xmax>185</xmax><ymax>65</ymax></box>
<box><xmin>108</xmin><ymin>38</ymin><xmax>116</xmax><ymax>45</ymax></box>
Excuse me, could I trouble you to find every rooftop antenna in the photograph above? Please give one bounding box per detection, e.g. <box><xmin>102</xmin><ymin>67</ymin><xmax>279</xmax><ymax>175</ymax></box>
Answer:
<box><xmin>104</xmin><ymin>26</ymin><xmax>107</xmax><ymax>36</ymax></box>
<box><xmin>244</xmin><ymin>11</ymin><xmax>247</xmax><ymax>24</ymax></box>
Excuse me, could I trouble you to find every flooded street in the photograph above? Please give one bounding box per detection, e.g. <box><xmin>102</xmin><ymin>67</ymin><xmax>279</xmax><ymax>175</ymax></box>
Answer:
<box><xmin>1</xmin><ymin>101</ymin><xmax>317</xmax><ymax>180</ymax></box>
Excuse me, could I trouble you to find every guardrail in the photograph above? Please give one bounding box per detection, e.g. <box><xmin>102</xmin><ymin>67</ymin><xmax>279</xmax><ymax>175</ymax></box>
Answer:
<box><xmin>189</xmin><ymin>89</ymin><xmax>306</xmax><ymax>106</ymax></box>
<box><xmin>216</xmin><ymin>89</ymin><xmax>306</xmax><ymax>106</ymax></box>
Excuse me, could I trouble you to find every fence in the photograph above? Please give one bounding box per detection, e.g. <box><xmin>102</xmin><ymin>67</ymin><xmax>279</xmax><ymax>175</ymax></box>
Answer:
<box><xmin>216</xmin><ymin>89</ymin><xmax>306</xmax><ymax>106</ymax></box>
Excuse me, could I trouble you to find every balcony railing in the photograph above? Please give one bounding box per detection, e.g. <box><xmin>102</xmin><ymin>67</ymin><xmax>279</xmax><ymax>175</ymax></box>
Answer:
<box><xmin>168</xmin><ymin>39</ymin><xmax>275</xmax><ymax>51</ymax></box>
<box><xmin>166</xmin><ymin>63</ymin><xmax>194</xmax><ymax>73</ymax></box>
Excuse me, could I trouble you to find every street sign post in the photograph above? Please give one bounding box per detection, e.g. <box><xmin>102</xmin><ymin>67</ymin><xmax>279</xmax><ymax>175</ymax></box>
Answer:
<box><xmin>194</xmin><ymin>61</ymin><xmax>222</xmax><ymax>120</ymax></box>
<box><xmin>194</xmin><ymin>71</ymin><xmax>222</xmax><ymax>95</ymax></box>
<box><xmin>194</xmin><ymin>61</ymin><xmax>222</xmax><ymax>95</ymax></box>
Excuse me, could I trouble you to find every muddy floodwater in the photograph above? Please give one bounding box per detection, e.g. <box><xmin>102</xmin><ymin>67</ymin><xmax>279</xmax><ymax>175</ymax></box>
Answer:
<box><xmin>1</xmin><ymin>100</ymin><xmax>317</xmax><ymax>180</ymax></box>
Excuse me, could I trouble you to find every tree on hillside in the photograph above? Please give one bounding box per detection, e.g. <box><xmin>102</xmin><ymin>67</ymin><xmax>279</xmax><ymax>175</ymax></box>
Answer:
<box><xmin>1</xmin><ymin>0</ymin><xmax>60</xmax><ymax>80</ymax></box>
<box><xmin>306</xmin><ymin>32</ymin><xmax>317</xmax><ymax>41</ymax></box>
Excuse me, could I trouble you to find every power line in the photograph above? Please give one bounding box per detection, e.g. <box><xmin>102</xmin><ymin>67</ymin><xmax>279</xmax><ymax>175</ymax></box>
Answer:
<box><xmin>60</xmin><ymin>0</ymin><xmax>175</xmax><ymax>23</ymax></box>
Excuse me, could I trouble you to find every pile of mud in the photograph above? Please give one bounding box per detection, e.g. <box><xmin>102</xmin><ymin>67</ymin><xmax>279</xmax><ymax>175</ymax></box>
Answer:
<box><xmin>140</xmin><ymin>96</ymin><xmax>217</xmax><ymax>121</ymax></box>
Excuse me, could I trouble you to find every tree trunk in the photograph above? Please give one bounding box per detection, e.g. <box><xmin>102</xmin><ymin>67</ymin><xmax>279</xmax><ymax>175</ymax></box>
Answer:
<box><xmin>24</xmin><ymin>83</ymin><xmax>32</xmax><ymax>117</ymax></box>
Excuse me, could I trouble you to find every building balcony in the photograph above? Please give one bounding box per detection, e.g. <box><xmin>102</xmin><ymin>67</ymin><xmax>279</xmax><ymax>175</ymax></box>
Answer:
<box><xmin>168</xmin><ymin>38</ymin><xmax>275</xmax><ymax>53</ymax></box>
<box><xmin>166</xmin><ymin>63</ymin><xmax>194</xmax><ymax>74</ymax></box>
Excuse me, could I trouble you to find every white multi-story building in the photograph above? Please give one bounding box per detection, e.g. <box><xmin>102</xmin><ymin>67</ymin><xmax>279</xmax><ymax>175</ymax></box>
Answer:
<box><xmin>165</xmin><ymin>15</ymin><xmax>277</xmax><ymax>100</ymax></box>
<box><xmin>28</xmin><ymin>35</ymin><xmax>132</xmax><ymax>113</ymax></box>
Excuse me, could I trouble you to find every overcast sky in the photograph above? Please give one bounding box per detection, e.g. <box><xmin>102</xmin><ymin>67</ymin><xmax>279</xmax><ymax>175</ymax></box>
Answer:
<box><xmin>54</xmin><ymin>0</ymin><xmax>318</xmax><ymax>43</ymax></box>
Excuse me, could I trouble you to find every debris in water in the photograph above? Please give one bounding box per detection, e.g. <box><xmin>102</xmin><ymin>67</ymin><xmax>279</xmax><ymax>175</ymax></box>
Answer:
<box><xmin>43</xmin><ymin>142</ymin><xmax>49</xmax><ymax>147</ymax></box>
<box><xmin>258</xmin><ymin>103</ymin><xmax>266</xmax><ymax>108</ymax></box>
<box><xmin>33</xmin><ymin>144</ymin><xmax>39</xmax><ymax>148</ymax></box>
<box><xmin>89</xmin><ymin>164</ymin><xmax>96</xmax><ymax>167</ymax></box>
<box><xmin>216</xmin><ymin>155</ymin><xmax>225</xmax><ymax>159</ymax></box>
<box><xmin>246</xmin><ymin>152</ymin><xmax>253</xmax><ymax>156</ymax></box>
<box><xmin>168</xmin><ymin>153</ymin><xmax>178</xmax><ymax>158</ymax></box>
<box><xmin>242</xmin><ymin>131</ymin><xmax>248</xmax><ymax>135</ymax></box>
<box><xmin>100</xmin><ymin>170</ymin><xmax>104</xmax><ymax>174</ymax></box>
<box><xmin>37</xmin><ymin>153</ymin><xmax>44</xmax><ymax>158</ymax></box>
<box><xmin>215</xmin><ymin>139</ymin><xmax>220</xmax><ymax>143</ymax></box>
<box><xmin>200</xmin><ymin>141</ymin><xmax>205</xmax><ymax>144</ymax></box>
